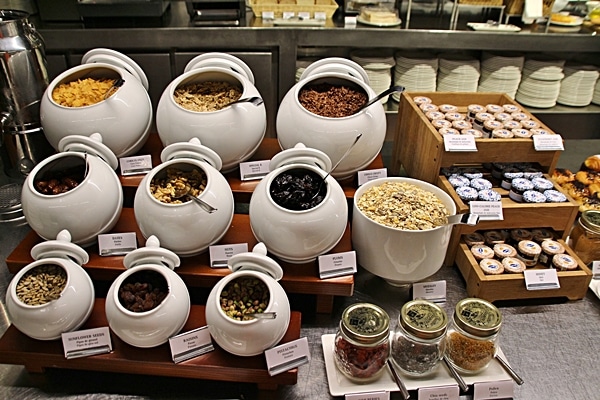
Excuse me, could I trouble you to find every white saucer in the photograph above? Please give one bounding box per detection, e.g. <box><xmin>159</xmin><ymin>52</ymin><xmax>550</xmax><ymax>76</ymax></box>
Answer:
<box><xmin>357</xmin><ymin>15</ymin><xmax>402</xmax><ymax>27</ymax></box>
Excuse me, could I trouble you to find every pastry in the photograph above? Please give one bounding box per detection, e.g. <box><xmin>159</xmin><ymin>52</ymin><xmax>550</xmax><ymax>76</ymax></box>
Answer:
<box><xmin>583</xmin><ymin>154</ymin><xmax>600</xmax><ymax>172</ymax></box>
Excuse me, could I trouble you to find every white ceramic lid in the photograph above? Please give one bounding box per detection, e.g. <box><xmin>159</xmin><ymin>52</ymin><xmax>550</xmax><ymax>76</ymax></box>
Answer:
<box><xmin>299</xmin><ymin>57</ymin><xmax>370</xmax><ymax>85</ymax></box>
<box><xmin>184</xmin><ymin>52</ymin><xmax>255</xmax><ymax>84</ymax></box>
<box><xmin>30</xmin><ymin>230</ymin><xmax>89</xmax><ymax>266</ymax></box>
<box><xmin>123</xmin><ymin>235</ymin><xmax>180</xmax><ymax>271</ymax></box>
<box><xmin>229</xmin><ymin>242</ymin><xmax>283</xmax><ymax>281</ymax></box>
<box><xmin>160</xmin><ymin>137</ymin><xmax>223</xmax><ymax>171</ymax></box>
<box><xmin>58</xmin><ymin>133</ymin><xmax>119</xmax><ymax>170</ymax></box>
<box><xmin>270</xmin><ymin>143</ymin><xmax>332</xmax><ymax>173</ymax></box>
<box><xmin>81</xmin><ymin>48</ymin><xmax>150</xmax><ymax>91</ymax></box>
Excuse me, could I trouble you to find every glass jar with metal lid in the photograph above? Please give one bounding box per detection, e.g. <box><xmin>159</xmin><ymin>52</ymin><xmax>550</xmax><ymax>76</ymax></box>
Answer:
<box><xmin>391</xmin><ymin>299</ymin><xmax>448</xmax><ymax>376</ymax></box>
<box><xmin>570</xmin><ymin>210</ymin><xmax>600</xmax><ymax>265</ymax></box>
<box><xmin>445</xmin><ymin>298</ymin><xmax>502</xmax><ymax>374</ymax></box>
<box><xmin>333</xmin><ymin>302</ymin><xmax>390</xmax><ymax>383</ymax></box>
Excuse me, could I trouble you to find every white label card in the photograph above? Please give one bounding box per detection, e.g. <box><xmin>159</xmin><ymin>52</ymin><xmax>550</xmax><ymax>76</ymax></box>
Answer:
<box><xmin>298</xmin><ymin>11</ymin><xmax>310</xmax><ymax>19</ymax></box>
<box><xmin>169</xmin><ymin>326</ymin><xmax>214</xmax><ymax>363</ymax></box>
<box><xmin>344</xmin><ymin>16</ymin><xmax>357</xmax><ymax>27</ymax></box>
<box><xmin>119</xmin><ymin>154</ymin><xmax>152</xmax><ymax>176</ymax></box>
<box><xmin>473</xmin><ymin>380</ymin><xmax>514</xmax><ymax>399</ymax></box>
<box><xmin>524</xmin><ymin>268</ymin><xmax>560</xmax><ymax>290</ymax></box>
<box><xmin>413</xmin><ymin>280</ymin><xmax>447</xmax><ymax>303</ymax></box>
<box><xmin>209</xmin><ymin>243</ymin><xmax>248</xmax><ymax>268</ymax></box>
<box><xmin>62</xmin><ymin>327</ymin><xmax>112</xmax><ymax>359</ymax></box>
<box><xmin>318</xmin><ymin>251</ymin><xmax>357</xmax><ymax>279</ymax></box>
<box><xmin>345</xmin><ymin>390</ymin><xmax>390</xmax><ymax>400</ymax></box>
<box><xmin>282</xmin><ymin>11</ymin><xmax>295</xmax><ymax>19</ymax></box>
<box><xmin>264</xmin><ymin>337</ymin><xmax>310</xmax><ymax>376</ymax></box>
<box><xmin>357</xmin><ymin>168</ymin><xmax>387</xmax><ymax>186</ymax></box>
<box><xmin>239</xmin><ymin>160</ymin><xmax>270</xmax><ymax>181</ymax></box>
<box><xmin>469</xmin><ymin>201</ymin><xmax>504</xmax><ymax>221</ymax></box>
<box><xmin>418</xmin><ymin>384</ymin><xmax>460</xmax><ymax>400</ymax></box>
<box><xmin>533</xmin><ymin>134</ymin><xmax>564</xmax><ymax>151</ymax></box>
<box><xmin>592</xmin><ymin>261</ymin><xmax>600</xmax><ymax>279</ymax></box>
<box><xmin>262</xmin><ymin>11</ymin><xmax>275</xmax><ymax>20</ymax></box>
<box><xmin>444</xmin><ymin>135</ymin><xmax>477</xmax><ymax>152</ymax></box>
<box><xmin>314</xmin><ymin>11</ymin><xmax>327</xmax><ymax>20</ymax></box>
<box><xmin>98</xmin><ymin>232</ymin><xmax>137</xmax><ymax>256</ymax></box>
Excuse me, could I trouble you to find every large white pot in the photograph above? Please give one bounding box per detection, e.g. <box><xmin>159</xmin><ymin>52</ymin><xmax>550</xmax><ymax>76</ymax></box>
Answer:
<box><xmin>21</xmin><ymin>133</ymin><xmax>123</xmax><ymax>247</ymax></box>
<box><xmin>352</xmin><ymin>177</ymin><xmax>457</xmax><ymax>286</ymax></box>
<box><xmin>134</xmin><ymin>138</ymin><xmax>234</xmax><ymax>256</ymax></box>
<box><xmin>249</xmin><ymin>144</ymin><xmax>348</xmax><ymax>263</ymax></box>
<box><xmin>105</xmin><ymin>236</ymin><xmax>190</xmax><ymax>348</ymax></box>
<box><xmin>5</xmin><ymin>230</ymin><xmax>95</xmax><ymax>340</ymax></box>
<box><xmin>276</xmin><ymin>57</ymin><xmax>386</xmax><ymax>180</ymax></box>
<box><xmin>156</xmin><ymin>53</ymin><xmax>267</xmax><ymax>172</ymax></box>
<box><xmin>41</xmin><ymin>48</ymin><xmax>153</xmax><ymax>158</ymax></box>
<box><xmin>205</xmin><ymin>242</ymin><xmax>291</xmax><ymax>356</ymax></box>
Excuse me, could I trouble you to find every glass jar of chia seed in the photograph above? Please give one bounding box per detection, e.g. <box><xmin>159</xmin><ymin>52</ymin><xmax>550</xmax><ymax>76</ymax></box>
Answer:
<box><xmin>445</xmin><ymin>298</ymin><xmax>502</xmax><ymax>374</ymax></box>
<box><xmin>570</xmin><ymin>210</ymin><xmax>600</xmax><ymax>265</ymax></box>
<box><xmin>391</xmin><ymin>299</ymin><xmax>448</xmax><ymax>377</ymax></box>
<box><xmin>334</xmin><ymin>303</ymin><xmax>390</xmax><ymax>383</ymax></box>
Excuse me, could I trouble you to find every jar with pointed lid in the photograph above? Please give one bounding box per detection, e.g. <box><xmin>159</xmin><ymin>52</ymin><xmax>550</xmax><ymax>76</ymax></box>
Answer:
<box><xmin>391</xmin><ymin>299</ymin><xmax>448</xmax><ymax>376</ymax></box>
<box><xmin>570</xmin><ymin>210</ymin><xmax>600</xmax><ymax>265</ymax></box>
<box><xmin>445</xmin><ymin>298</ymin><xmax>502</xmax><ymax>374</ymax></box>
<box><xmin>333</xmin><ymin>303</ymin><xmax>390</xmax><ymax>383</ymax></box>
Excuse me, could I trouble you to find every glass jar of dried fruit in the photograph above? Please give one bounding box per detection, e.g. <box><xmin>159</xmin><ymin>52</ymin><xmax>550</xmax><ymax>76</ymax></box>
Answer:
<box><xmin>334</xmin><ymin>303</ymin><xmax>390</xmax><ymax>383</ymax></box>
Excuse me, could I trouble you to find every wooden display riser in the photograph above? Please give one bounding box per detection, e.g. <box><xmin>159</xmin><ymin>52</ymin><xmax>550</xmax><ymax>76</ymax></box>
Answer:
<box><xmin>5</xmin><ymin>209</ymin><xmax>354</xmax><ymax>314</ymax></box>
<box><xmin>455</xmin><ymin>238</ymin><xmax>592</xmax><ymax>302</ymax></box>
<box><xmin>120</xmin><ymin>134</ymin><xmax>384</xmax><ymax>204</ymax></box>
<box><xmin>0</xmin><ymin>299</ymin><xmax>301</xmax><ymax>393</ymax></box>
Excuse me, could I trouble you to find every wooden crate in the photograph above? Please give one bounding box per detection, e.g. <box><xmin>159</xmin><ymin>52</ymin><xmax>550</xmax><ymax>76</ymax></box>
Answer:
<box><xmin>455</xmin><ymin>238</ymin><xmax>592</xmax><ymax>302</ymax></box>
<box><xmin>391</xmin><ymin>92</ymin><xmax>562</xmax><ymax>184</ymax></box>
<box><xmin>438</xmin><ymin>171</ymin><xmax>580</xmax><ymax>266</ymax></box>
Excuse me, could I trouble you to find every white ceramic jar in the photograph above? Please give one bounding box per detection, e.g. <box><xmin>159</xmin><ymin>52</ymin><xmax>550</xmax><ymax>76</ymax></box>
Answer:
<box><xmin>156</xmin><ymin>52</ymin><xmax>267</xmax><ymax>172</ymax></box>
<box><xmin>205</xmin><ymin>242</ymin><xmax>291</xmax><ymax>356</ymax></box>
<box><xmin>276</xmin><ymin>57</ymin><xmax>387</xmax><ymax>180</ymax></box>
<box><xmin>40</xmin><ymin>48</ymin><xmax>153</xmax><ymax>158</ymax></box>
<box><xmin>134</xmin><ymin>137</ymin><xmax>234</xmax><ymax>256</ymax></box>
<box><xmin>105</xmin><ymin>235</ymin><xmax>191</xmax><ymax>348</ymax></box>
<box><xmin>5</xmin><ymin>230</ymin><xmax>95</xmax><ymax>340</ymax></box>
<box><xmin>249</xmin><ymin>143</ymin><xmax>348</xmax><ymax>263</ymax></box>
<box><xmin>352</xmin><ymin>177</ymin><xmax>457</xmax><ymax>286</ymax></box>
<box><xmin>21</xmin><ymin>133</ymin><xmax>123</xmax><ymax>247</ymax></box>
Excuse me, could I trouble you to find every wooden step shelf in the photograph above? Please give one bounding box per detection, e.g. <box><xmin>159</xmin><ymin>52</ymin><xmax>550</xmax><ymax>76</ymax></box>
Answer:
<box><xmin>0</xmin><ymin>299</ymin><xmax>301</xmax><ymax>393</ymax></box>
<box><xmin>6</xmin><ymin>209</ymin><xmax>354</xmax><ymax>314</ymax></box>
<box><xmin>120</xmin><ymin>134</ymin><xmax>384</xmax><ymax>204</ymax></box>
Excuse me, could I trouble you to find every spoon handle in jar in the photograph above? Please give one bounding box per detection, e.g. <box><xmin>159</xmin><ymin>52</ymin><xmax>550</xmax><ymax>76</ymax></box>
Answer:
<box><xmin>495</xmin><ymin>354</ymin><xmax>524</xmax><ymax>385</ymax></box>
<box><xmin>443</xmin><ymin>356</ymin><xmax>469</xmax><ymax>392</ymax></box>
<box><xmin>387</xmin><ymin>359</ymin><xmax>410</xmax><ymax>400</ymax></box>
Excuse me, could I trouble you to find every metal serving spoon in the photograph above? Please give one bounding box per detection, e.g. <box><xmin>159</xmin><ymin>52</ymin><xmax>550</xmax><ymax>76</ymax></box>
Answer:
<box><xmin>353</xmin><ymin>85</ymin><xmax>405</xmax><ymax>114</ymax></box>
<box><xmin>443</xmin><ymin>355</ymin><xmax>469</xmax><ymax>392</ymax></box>
<box><xmin>387</xmin><ymin>359</ymin><xmax>410</xmax><ymax>399</ymax></box>
<box><xmin>245</xmin><ymin>312</ymin><xmax>277</xmax><ymax>319</ymax></box>
<box><xmin>226</xmin><ymin>96</ymin><xmax>263</xmax><ymax>107</ymax></box>
<box><xmin>172</xmin><ymin>186</ymin><xmax>218</xmax><ymax>214</ymax></box>
<box><xmin>309</xmin><ymin>133</ymin><xmax>363</xmax><ymax>200</ymax></box>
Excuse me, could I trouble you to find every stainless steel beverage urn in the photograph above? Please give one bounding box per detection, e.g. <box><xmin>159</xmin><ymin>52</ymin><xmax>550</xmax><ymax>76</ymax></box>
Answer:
<box><xmin>0</xmin><ymin>9</ymin><xmax>54</xmax><ymax>179</ymax></box>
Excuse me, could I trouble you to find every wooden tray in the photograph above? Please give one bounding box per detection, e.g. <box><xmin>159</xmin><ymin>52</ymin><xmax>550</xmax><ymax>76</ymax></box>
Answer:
<box><xmin>121</xmin><ymin>135</ymin><xmax>384</xmax><ymax>204</ymax></box>
<box><xmin>0</xmin><ymin>299</ymin><xmax>301</xmax><ymax>393</ymax></box>
<box><xmin>390</xmin><ymin>92</ymin><xmax>561</xmax><ymax>183</ymax></box>
<box><xmin>5</xmin><ymin>209</ymin><xmax>354</xmax><ymax>314</ymax></box>
<box><xmin>438</xmin><ymin>172</ymin><xmax>580</xmax><ymax>266</ymax></box>
<box><xmin>455</xmin><ymin>238</ymin><xmax>592</xmax><ymax>302</ymax></box>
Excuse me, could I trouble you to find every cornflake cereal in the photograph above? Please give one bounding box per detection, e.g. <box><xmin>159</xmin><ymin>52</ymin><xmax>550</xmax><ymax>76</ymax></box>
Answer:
<box><xmin>150</xmin><ymin>167</ymin><xmax>207</xmax><ymax>204</ymax></box>
<box><xmin>173</xmin><ymin>81</ymin><xmax>242</xmax><ymax>112</ymax></box>
<box><xmin>357</xmin><ymin>181</ymin><xmax>449</xmax><ymax>230</ymax></box>
<box><xmin>52</xmin><ymin>78</ymin><xmax>117</xmax><ymax>107</ymax></box>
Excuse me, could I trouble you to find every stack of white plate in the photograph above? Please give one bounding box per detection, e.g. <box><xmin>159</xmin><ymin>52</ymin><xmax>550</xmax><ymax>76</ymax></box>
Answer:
<box><xmin>437</xmin><ymin>53</ymin><xmax>480</xmax><ymax>92</ymax></box>
<box><xmin>477</xmin><ymin>52</ymin><xmax>524</xmax><ymax>98</ymax></box>
<box><xmin>351</xmin><ymin>50</ymin><xmax>396</xmax><ymax>104</ymax></box>
<box><xmin>392</xmin><ymin>51</ymin><xmax>438</xmax><ymax>101</ymax></box>
<box><xmin>593</xmin><ymin>78</ymin><xmax>600</xmax><ymax>105</ymax></box>
<box><xmin>516</xmin><ymin>56</ymin><xmax>566</xmax><ymax>108</ymax></box>
<box><xmin>557</xmin><ymin>64</ymin><xmax>600</xmax><ymax>107</ymax></box>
